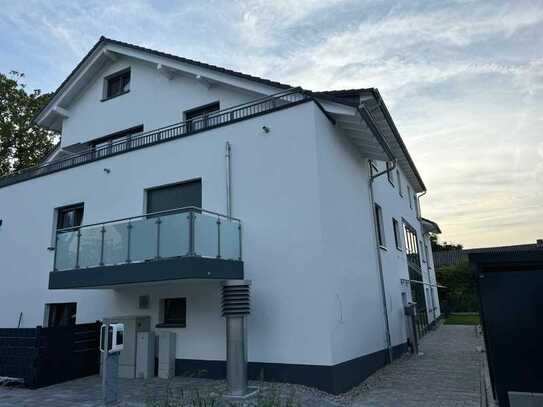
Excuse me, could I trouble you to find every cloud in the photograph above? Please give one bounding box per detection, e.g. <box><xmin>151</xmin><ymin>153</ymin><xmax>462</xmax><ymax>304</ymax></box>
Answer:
<box><xmin>0</xmin><ymin>0</ymin><xmax>542</xmax><ymax>248</ymax></box>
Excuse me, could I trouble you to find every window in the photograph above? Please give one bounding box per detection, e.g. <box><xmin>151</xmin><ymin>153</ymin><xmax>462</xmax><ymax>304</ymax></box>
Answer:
<box><xmin>92</xmin><ymin>125</ymin><xmax>144</xmax><ymax>156</ymax></box>
<box><xmin>57</xmin><ymin>204</ymin><xmax>84</xmax><ymax>230</ymax></box>
<box><xmin>403</xmin><ymin>224</ymin><xmax>421</xmax><ymax>268</ymax></box>
<box><xmin>158</xmin><ymin>298</ymin><xmax>186</xmax><ymax>327</ymax></box>
<box><xmin>386</xmin><ymin>162</ymin><xmax>394</xmax><ymax>186</ymax></box>
<box><xmin>397</xmin><ymin>169</ymin><xmax>403</xmax><ymax>197</ymax></box>
<box><xmin>393</xmin><ymin>218</ymin><xmax>401</xmax><ymax>250</ymax></box>
<box><xmin>104</xmin><ymin>69</ymin><xmax>130</xmax><ymax>99</ymax></box>
<box><xmin>184</xmin><ymin>102</ymin><xmax>220</xmax><ymax>132</ymax></box>
<box><xmin>374</xmin><ymin>204</ymin><xmax>385</xmax><ymax>247</ymax></box>
<box><xmin>147</xmin><ymin>179</ymin><xmax>202</xmax><ymax>214</ymax></box>
<box><xmin>46</xmin><ymin>302</ymin><xmax>77</xmax><ymax>327</ymax></box>
<box><xmin>407</xmin><ymin>185</ymin><xmax>412</xmax><ymax>209</ymax></box>
<box><xmin>414</xmin><ymin>194</ymin><xmax>419</xmax><ymax>217</ymax></box>
<box><xmin>420</xmin><ymin>240</ymin><xmax>426</xmax><ymax>262</ymax></box>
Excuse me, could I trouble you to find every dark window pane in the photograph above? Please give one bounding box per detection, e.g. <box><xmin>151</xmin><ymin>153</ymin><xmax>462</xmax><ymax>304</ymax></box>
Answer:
<box><xmin>163</xmin><ymin>298</ymin><xmax>186</xmax><ymax>326</ymax></box>
<box><xmin>57</xmin><ymin>204</ymin><xmax>84</xmax><ymax>229</ymax></box>
<box><xmin>106</xmin><ymin>70</ymin><xmax>130</xmax><ymax>98</ymax></box>
<box><xmin>147</xmin><ymin>180</ymin><xmax>202</xmax><ymax>214</ymax></box>
<box><xmin>47</xmin><ymin>302</ymin><xmax>77</xmax><ymax>327</ymax></box>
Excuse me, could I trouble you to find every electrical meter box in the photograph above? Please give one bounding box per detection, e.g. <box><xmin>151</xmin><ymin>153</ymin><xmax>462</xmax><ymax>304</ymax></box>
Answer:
<box><xmin>102</xmin><ymin>316</ymin><xmax>151</xmax><ymax>378</ymax></box>
<box><xmin>100</xmin><ymin>323</ymin><xmax>124</xmax><ymax>353</ymax></box>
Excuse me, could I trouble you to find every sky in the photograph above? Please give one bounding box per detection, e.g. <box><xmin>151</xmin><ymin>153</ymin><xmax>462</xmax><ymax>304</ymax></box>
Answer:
<box><xmin>1</xmin><ymin>0</ymin><xmax>542</xmax><ymax>248</ymax></box>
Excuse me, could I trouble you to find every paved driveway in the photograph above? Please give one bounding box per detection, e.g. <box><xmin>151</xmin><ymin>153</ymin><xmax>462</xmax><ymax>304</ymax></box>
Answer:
<box><xmin>0</xmin><ymin>324</ymin><xmax>481</xmax><ymax>406</ymax></box>
<box><xmin>349</xmin><ymin>324</ymin><xmax>482</xmax><ymax>407</ymax></box>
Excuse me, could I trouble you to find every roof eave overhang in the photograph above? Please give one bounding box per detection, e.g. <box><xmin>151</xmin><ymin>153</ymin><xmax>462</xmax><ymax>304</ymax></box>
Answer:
<box><xmin>316</xmin><ymin>98</ymin><xmax>395</xmax><ymax>162</ymax></box>
<box><xmin>362</xmin><ymin>88</ymin><xmax>427</xmax><ymax>193</ymax></box>
<box><xmin>35</xmin><ymin>38</ymin><xmax>293</xmax><ymax>131</ymax></box>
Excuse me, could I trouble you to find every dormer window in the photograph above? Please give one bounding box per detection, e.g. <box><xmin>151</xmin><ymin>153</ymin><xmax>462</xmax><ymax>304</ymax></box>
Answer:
<box><xmin>103</xmin><ymin>68</ymin><xmax>130</xmax><ymax>100</ymax></box>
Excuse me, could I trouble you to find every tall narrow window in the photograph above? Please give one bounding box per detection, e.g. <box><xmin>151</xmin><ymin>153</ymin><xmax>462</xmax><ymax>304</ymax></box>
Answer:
<box><xmin>393</xmin><ymin>218</ymin><xmax>401</xmax><ymax>250</ymax></box>
<box><xmin>375</xmin><ymin>204</ymin><xmax>386</xmax><ymax>247</ymax></box>
<box><xmin>397</xmin><ymin>169</ymin><xmax>403</xmax><ymax>197</ymax></box>
<box><xmin>407</xmin><ymin>185</ymin><xmax>412</xmax><ymax>209</ymax></box>
<box><xmin>104</xmin><ymin>69</ymin><xmax>130</xmax><ymax>99</ymax></box>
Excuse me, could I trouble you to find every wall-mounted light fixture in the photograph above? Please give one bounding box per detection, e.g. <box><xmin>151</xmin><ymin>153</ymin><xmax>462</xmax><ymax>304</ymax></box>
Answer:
<box><xmin>103</xmin><ymin>168</ymin><xmax>111</xmax><ymax>174</ymax></box>
<box><xmin>262</xmin><ymin>126</ymin><xmax>270</xmax><ymax>134</ymax></box>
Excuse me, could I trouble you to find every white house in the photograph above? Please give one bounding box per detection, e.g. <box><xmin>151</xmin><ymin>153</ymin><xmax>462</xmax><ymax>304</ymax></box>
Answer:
<box><xmin>0</xmin><ymin>37</ymin><xmax>441</xmax><ymax>394</ymax></box>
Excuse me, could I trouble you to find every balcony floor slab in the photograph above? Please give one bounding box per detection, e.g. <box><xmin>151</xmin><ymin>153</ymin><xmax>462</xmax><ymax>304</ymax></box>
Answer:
<box><xmin>49</xmin><ymin>256</ymin><xmax>243</xmax><ymax>289</ymax></box>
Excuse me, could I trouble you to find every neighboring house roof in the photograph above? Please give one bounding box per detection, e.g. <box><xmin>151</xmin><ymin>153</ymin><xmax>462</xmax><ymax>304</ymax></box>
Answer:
<box><xmin>433</xmin><ymin>240</ymin><xmax>543</xmax><ymax>268</ymax></box>
<box><xmin>32</xmin><ymin>36</ymin><xmax>427</xmax><ymax>192</ymax></box>
<box><xmin>421</xmin><ymin>217</ymin><xmax>442</xmax><ymax>234</ymax></box>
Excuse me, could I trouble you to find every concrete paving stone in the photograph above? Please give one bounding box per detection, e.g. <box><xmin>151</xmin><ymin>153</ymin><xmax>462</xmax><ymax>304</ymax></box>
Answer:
<box><xmin>0</xmin><ymin>324</ymin><xmax>481</xmax><ymax>406</ymax></box>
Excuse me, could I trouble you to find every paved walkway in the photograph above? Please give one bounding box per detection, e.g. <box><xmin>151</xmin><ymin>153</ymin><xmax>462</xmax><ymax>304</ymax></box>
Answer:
<box><xmin>349</xmin><ymin>324</ymin><xmax>482</xmax><ymax>407</ymax></box>
<box><xmin>0</xmin><ymin>325</ymin><xmax>481</xmax><ymax>406</ymax></box>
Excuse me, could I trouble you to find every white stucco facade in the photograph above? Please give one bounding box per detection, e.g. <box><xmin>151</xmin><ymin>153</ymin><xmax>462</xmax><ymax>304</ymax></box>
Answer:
<box><xmin>0</xmin><ymin>39</ymin><xmax>440</xmax><ymax>393</ymax></box>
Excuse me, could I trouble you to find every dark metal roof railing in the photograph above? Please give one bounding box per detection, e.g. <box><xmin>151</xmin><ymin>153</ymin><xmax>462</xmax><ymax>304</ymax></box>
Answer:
<box><xmin>0</xmin><ymin>87</ymin><xmax>308</xmax><ymax>188</ymax></box>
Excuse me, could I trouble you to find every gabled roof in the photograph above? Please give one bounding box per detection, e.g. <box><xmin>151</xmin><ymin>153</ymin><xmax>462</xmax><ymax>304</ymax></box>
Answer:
<box><xmin>35</xmin><ymin>36</ymin><xmax>427</xmax><ymax>192</ymax></box>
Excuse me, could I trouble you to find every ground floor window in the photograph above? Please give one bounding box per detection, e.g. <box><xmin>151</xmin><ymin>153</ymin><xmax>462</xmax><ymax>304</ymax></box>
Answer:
<box><xmin>158</xmin><ymin>297</ymin><xmax>186</xmax><ymax>327</ymax></box>
<box><xmin>46</xmin><ymin>302</ymin><xmax>77</xmax><ymax>327</ymax></box>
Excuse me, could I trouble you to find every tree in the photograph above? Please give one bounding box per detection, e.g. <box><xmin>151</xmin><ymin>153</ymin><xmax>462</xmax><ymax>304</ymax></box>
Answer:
<box><xmin>430</xmin><ymin>233</ymin><xmax>463</xmax><ymax>252</ymax></box>
<box><xmin>0</xmin><ymin>71</ymin><xmax>57</xmax><ymax>177</ymax></box>
<box><xmin>436</xmin><ymin>260</ymin><xmax>479</xmax><ymax>313</ymax></box>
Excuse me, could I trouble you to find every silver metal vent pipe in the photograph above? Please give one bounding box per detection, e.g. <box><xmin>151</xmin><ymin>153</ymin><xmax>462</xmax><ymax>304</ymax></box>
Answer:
<box><xmin>222</xmin><ymin>280</ymin><xmax>251</xmax><ymax>396</ymax></box>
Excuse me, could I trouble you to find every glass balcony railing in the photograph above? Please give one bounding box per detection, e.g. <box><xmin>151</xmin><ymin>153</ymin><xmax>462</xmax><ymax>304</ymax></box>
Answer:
<box><xmin>53</xmin><ymin>207</ymin><xmax>241</xmax><ymax>271</ymax></box>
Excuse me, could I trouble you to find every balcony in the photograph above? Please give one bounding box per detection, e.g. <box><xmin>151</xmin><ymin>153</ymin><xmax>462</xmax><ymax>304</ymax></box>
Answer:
<box><xmin>48</xmin><ymin>207</ymin><xmax>243</xmax><ymax>289</ymax></box>
<box><xmin>0</xmin><ymin>88</ymin><xmax>309</xmax><ymax>188</ymax></box>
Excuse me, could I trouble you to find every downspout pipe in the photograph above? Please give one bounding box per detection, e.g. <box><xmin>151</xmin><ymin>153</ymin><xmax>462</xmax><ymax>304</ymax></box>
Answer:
<box><xmin>368</xmin><ymin>159</ymin><xmax>396</xmax><ymax>364</ymax></box>
<box><xmin>225</xmin><ymin>142</ymin><xmax>232</xmax><ymax>218</ymax></box>
<box><xmin>416</xmin><ymin>190</ymin><xmax>427</xmax><ymax>220</ymax></box>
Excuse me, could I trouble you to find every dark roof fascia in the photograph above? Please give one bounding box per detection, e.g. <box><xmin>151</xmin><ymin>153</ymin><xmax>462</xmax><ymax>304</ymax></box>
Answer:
<box><xmin>32</xmin><ymin>38</ymin><xmax>106</xmax><ymax>125</ymax></box>
<box><xmin>103</xmin><ymin>37</ymin><xmax>294</xmax><ymax>90</ymax></box>
<box><xmin>365</xmin><ymin>88</ymin><xmax>427</xmax><ymax>192</ymax></box>
<box><xmin>313</xmin><ymin>88</ymin><xmax>427</xmax><ymax>192</ymax></box>
<box><xmin>469</xmin><ymin>250</ymin><xmax>543</xmax><ymax>270</ymax></box>
<box><xmin>357</xmin><ymin>105</ymin><xmax>395</xmax><ymax>161</ymax></box>
<box><xmin>35</xmin><ymin>36</ymin><xmax>295</xmax><ymax>125</ymax></box>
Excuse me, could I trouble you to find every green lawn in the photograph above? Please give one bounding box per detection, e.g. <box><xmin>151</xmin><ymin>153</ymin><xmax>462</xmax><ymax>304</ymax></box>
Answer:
<box><xmin>444</xmin><ymin>313</ymin><xmax>480</xmax><ymax>325</ymax></box>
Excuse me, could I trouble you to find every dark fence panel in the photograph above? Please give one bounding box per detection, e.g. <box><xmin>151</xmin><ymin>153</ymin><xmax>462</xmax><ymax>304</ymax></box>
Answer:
<box><xmin>471</xmin><ymin>251</ymin><xmax>543</xmax><ymax>407</ymax></box>
<box><xmin>0</xmin><ymin>328</ymin><xmax>38</xmax><ymax>383</ymax></box>
<box><xmin>0</xmin><ymin>322</ymin><xmax>100</xmax><ymax>388</ymax></box>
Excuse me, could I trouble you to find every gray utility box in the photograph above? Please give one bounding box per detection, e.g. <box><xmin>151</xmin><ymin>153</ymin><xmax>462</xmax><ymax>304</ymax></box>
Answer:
<box><xmin>158</xmin><ymin>331</ymin><xmax>176</xmax><ymax>379</ymax></box>
<box><xmin>136</xmin><ymin>332</ymin><xmax>155</xmax><ymax>379</ymax></box>
<box><xmin>102</xmin><ymin>316</ymin><xmax>151</xmax><ymax>378</ymax></box>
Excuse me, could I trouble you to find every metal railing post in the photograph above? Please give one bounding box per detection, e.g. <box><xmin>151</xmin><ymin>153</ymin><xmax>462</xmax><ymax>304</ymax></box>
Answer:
<box><xmin>155</xmin><ymin>218</ymin><xmax>162</xmax><ymax>259</ymax></box>
<box><xmin>126</xmin><ymin>221</ymin><xmax>132</xmax><ymax>263</ymax></box>
<box><xmin>217</xmin><ymin>218</ymin><xmax>221</xmax><ymax>258</ymax></box>
<box><xmin>188</xmin><ymin>211</ymin><xmax>195</xmax><ymax>256</ymax></box>
<box><xmin>75</xmin><ymin>230</ymin><xmax>81</xmax><ymax>269</ymax></box>
<box><xmin>238</xmin><ymin>223</ymin><xmax>242</xmax><ymax>261</ymax></box>
<box><xmin>53</xmin><ymin>233</ymin><xmax>59</xmax><ymax>271</ymax></box>
<box><xmin>100</xmin><ymin>226</ymin><xmax>105</xmax><ymax>266</ymax></box>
